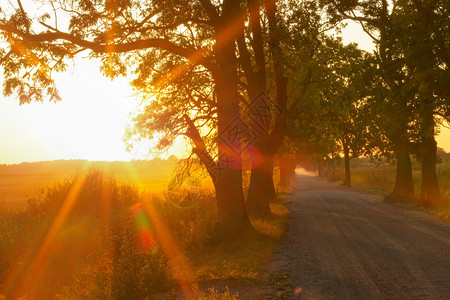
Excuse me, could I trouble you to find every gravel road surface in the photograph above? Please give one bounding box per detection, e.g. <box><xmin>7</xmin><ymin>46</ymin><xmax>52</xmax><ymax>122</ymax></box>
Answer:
<box><xmin>268</xmin><ymin>172</ymin><xmax>450</xmax><ymax>299</ymax></box>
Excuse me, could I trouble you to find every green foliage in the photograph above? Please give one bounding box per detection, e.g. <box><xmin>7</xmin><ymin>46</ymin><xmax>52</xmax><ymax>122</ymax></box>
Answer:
<box><xmin>286</xmin><ymin>23</ymin><xmax>376</xmax><ymax>162</ymax></box>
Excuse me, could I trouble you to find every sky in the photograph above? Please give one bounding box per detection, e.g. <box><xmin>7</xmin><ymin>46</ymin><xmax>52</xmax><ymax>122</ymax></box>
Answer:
<box><xmin>0</xmin><ymin>20</ymin><xmax>449</xmax><ymax>164</ymax></box>
<box><xmin>0</xmin><ymin>59</ymin><xmax>142</xmax><ymax>164</ymax></box>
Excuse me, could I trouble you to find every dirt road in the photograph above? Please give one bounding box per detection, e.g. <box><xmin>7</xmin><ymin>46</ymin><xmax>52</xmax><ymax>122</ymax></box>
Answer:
<box><xmin>268</xmin><ymin>173</ymin><xmax>450</xmax><ymax>299</ymax></box>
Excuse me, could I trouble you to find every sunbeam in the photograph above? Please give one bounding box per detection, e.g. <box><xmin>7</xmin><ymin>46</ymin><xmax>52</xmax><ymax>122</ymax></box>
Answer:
<box><xmin>13</xmin><ymin>162</ymin><xmax>91</xmax><ymax>298</ymax></box>
<box><xmin>123</xmin><ymin>162</ymin><xmax>197</xmax><ymax>296</ymax></box>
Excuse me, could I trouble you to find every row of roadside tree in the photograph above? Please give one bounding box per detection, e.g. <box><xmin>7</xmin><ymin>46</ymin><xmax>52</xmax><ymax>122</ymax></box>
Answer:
<box><xmin>1</xmin><ymin>0</ymin><xmax>448</xmax><ymax>237</ymax></box>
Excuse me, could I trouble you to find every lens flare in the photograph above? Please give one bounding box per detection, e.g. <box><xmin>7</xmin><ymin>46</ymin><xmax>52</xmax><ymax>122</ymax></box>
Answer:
<box><xmin>131</xmin><ymin>202</ymin><xmax>158</xmax><ymax>255</ymax></box>
<box><xmin>123</xmin><ymin>163</ymin><xmax>197</xmax><ymax>295</ymax></box>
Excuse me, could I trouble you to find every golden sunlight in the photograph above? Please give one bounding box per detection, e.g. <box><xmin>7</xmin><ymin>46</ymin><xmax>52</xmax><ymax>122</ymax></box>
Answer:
<box><xmin>0</xmin><ymin>59</ymin><xmax>138</xmax><ymax>163</ymax></box>
<box><xmin>1</xmin><ymin>1</ymin><xmax>450</xmax><ymax>299</ymax></box>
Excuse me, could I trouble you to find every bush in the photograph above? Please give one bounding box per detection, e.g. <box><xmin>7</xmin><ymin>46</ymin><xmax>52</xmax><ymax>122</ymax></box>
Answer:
<box><xmin>1</xmin><ymin>168</ymin><xmax>285</xmax><ymax>299</ymax></box>
<box><xmin>1</xmin><ymin>171</ymin><xmax>176</xmax><ymax>299</ymax></box>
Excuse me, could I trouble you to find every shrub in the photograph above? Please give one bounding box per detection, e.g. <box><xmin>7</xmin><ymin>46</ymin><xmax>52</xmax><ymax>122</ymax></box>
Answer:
<box><xmin>1</xmin><ymin>171</ymin><xmax>174</xmax><ymax>299</ymax></box>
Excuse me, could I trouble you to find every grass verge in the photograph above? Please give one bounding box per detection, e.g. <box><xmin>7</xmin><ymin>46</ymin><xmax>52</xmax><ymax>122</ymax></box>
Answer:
<box><xmin>0</xmin><ymin>170</ymin><xmax>289</xmax><ymax>299</ymax></box>
<box><xmin>326</xmin><ymin>163</ymin><xmax>450</xmax><ymax>224</ymax></box>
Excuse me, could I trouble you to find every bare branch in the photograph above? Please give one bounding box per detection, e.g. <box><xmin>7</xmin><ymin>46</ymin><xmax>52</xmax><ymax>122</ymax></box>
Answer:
<box><xmin>350</xmin><ymin>11</ymin><xmax>380</xmax><ymax>43</ymax></box>
<box><xmin>183</xmin><ymin>113</ymin><xmax>218</xmax><ymax>179</ymax></box>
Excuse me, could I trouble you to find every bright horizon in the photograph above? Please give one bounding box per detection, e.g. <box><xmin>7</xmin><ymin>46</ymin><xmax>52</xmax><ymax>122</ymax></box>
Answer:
<box><xmin>0</xmin><ymin>59</ymin><xmax>139</xmax><ymax>164</ymax></box>
<box><xmin>0</xmin><ymin>22</ymin><xmax>449</xmax><ymax>165</ymax></box>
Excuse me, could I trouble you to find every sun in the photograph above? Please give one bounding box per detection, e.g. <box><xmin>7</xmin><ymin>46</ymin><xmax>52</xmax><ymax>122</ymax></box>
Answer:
<box><xmin>0</xmin><ymin>59</ymin><xmax>138</xmax><ymax>163</ymax></box>
<box><xmin>0</xmin><ymin>57</ymin><xmax>192</xmax><ymax>164</ymax></box>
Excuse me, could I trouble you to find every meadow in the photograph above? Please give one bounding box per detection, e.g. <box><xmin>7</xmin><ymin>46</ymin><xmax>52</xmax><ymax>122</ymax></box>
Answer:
<box><xmin>327</xmin><ymin>158</ymin><xmax>450</xmax><ymax>222</ymax></box>
<box><xmin>0</xmin><ymin>159</ymin><xmax>177</xmax><ymax>208</ymax></box>
<box><xmin>0</xmin><ymin>160</ymin><xmax>288</xmax><ymax>299</ymax></box>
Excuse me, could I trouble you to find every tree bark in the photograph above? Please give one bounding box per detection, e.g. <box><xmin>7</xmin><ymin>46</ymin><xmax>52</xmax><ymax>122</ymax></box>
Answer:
<box><xmin>343</xmin><ymin>139</ymin><xmax>351</xmax><ymax>187</ymax></box>
<box><xmin>420</xmin><ymin>111</ymin><xmax>442</xmax><ymax>206</ymax></box>
<box><xmin>318</xmin><ymin>158</ymin><xmax>324</xmax><ymax>178</ymax></box>
<box><xmin>245</xmin><ymin>0</ymin><xmax>288</xmax><ymax>219</ymax></box>
<box><xmin>246</xmin><ymin>151</ymin><xmax>275</xmax><ymax>218</ymax></box>
<box><xmin>211</xmin><ymin>0</ymin><xmax>251</xmax><ymax>236</ymax></box>
<box><xmin>391</xmin><ymin>139</ymin><xmax>415</xmax><ymax>201</ymax></box>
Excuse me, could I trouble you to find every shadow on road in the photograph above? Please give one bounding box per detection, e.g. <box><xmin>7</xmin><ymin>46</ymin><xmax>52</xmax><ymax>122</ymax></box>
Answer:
<box><xmin>269</xmin><ymin>172</ymin><xmax>450</xmax><ymax>299</ymax></box>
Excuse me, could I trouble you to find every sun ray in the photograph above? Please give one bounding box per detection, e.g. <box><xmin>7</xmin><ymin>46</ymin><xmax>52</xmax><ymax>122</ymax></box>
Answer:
<box><xmin>12</xmin><ymin>162</ymin><xmax>91</xmax><ymax>298</ymax></box>
<box><xmin>149</xmin><ymin>2</ymin><xmax>270</xmax><ymax>92</ymax></box>
<box><xmin>123</xmin><ymin>162</ymin><xmax>197</xmax><ymax>296</ymax></box>
<box><xmin>140</xmin><ymin>197</ymin><xmax>196</xmax><ymax>295</ymax></box>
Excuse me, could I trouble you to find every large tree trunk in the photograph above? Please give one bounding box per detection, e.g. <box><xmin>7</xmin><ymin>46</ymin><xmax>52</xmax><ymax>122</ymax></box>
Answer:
<box><xmin>420</xmin><ymin>110</ymin><xmax>442</xmax><ymax>206</ymax></box>
<box><xmin>246</xmin><ymin>150</ymin><xmax>275</xmax><ymax>218</ymax></box>
<box><xmin>211</xmin><ymin>0</ymin><xmax>251</xmax><ymax>236</ymax></box>
<box><xmin>246</xmin><ymin>0</ymin><xmax>288</xmax><ymax>219</ymax></box>
<box><xmin>214</xmin><ymin>169</ymin><xmax>251</xmax><ymax>234</ymax></box>
<box><xmin>391</xmin><ymin>139</ymin><xmax>415</xmax><ymax>201</ymax></box>
<box><xmin>343</xmin><ymin>139</ymin><xmax>351</xmax><ymax>187</ymax></box>
<box><xmin>214</xmin><ymin>97</ymin><xmax>251</xmax><ymax>234</ymax></box>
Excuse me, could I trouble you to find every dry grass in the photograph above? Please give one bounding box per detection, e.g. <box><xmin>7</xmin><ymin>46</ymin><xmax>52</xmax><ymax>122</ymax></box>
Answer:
<box><xmin>0</xmin><ymin>166</ymin><xmax>288</xmax><ymax>299</ymax></box>
<box><xmin>0</xmin><ymin>160</ymin><xmax>176</xmax><ymax>208</ymax></box>
<box><xmin>328</xmin><ymin>159</ymin><xmax>450</xmax><ymax>223</ymax></box>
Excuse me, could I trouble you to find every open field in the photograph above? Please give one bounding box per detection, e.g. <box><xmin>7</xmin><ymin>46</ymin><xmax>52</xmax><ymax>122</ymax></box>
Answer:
<box><xmin>0</xmin><ymin>159</ymin><xmax>178</xmax><ymax>208</ymax></box>
<box><xmin>0</xmin><ymin>162</ymin><xmax>288</xmax><ymax>299</ymax></box>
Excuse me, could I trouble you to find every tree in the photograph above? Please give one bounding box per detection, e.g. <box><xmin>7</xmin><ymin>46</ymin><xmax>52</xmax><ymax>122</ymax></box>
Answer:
<box><xmin>235</xmin><ymin>0</ymin><xmax>289</xmax><ymax>218</ymax></box>
<box><xmin>280</xmin><ymin>1</ymin><xmax>343</xmax><ymax>182</ymax></box>
<box><xmin>0</xmin><ymin>0</ymin><xmax>257</xmax><ymax>235</ymax></box>
<box><xmin>393</xmin><ymin>0</ymin><xmax>450</xmax><ymax>205</ymax></box>
<box><xmin>287</xmin><ymin>35</ymin><xmax>375</xmax><ymax>187</ymax></box>
<box><xmin>319</xmin><ymin>42</ymin><xmax>372</xmax><ymax>187</ymax></box>
<box><xmin>322</xmin><ymin>0</ymin><xmax>417</xmax><ymax>200</ymax></box>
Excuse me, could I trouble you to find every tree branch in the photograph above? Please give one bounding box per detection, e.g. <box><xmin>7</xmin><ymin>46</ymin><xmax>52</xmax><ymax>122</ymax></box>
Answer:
<box><xmin>198</xmin><ymin>0</ymin><xmax>220</xmax><ymax>23</ymax></box>
<box><xmin>0</xmin><ymin>50</ymin><xmax>13</xmax><ymax>65</ymax></box>
<box><xmin>0</xmin><ymin>23</ymin><xmax>219</xmax><ymax>74</ymax></box>
<box><xmin>16</xmin><ymin>0</ymin><xmax>30</xmax><ymax>34</ymax></box>
<box><xmin>236</xmin><ymin>13</ymin><xmax>257</xmax><ymax>97</ymax></box>
<box><xmin>265</xmin><ymin>0</ymin><xmax>288</xmax><ymax>153</ymax></box>
<box><xmin>350</xmin><ymin>11</ymin><xmax>380</xmax><ymax>43</ymax></box>
<box><xmin>247</xmin><ymin>0</ymin><xmax>266</xmax><ymax>90</ymax></box>
<box><xmin>183</xmin><ymin>114</ymin><xmax>219</xmax><ymax>180</ymax></box>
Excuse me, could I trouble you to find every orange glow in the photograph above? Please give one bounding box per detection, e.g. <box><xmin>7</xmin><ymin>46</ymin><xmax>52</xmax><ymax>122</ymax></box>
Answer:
<box><xmin>131</xmin><ymin>202</ymin><xmax>159</xmax><ymax>255</ymax></box>
<box><xmin>123</xmin><ymin>162</ymin><xmax>197</xmax><ymax>295</ymax></box>
<box><xmin>4</xmin><ymin>33</ymin><xmax>50</xmax><ymax>78</ymax></box>
<box><xmin>2</xmin><ymin>162</ymin><xmax>90</xmax><ymax>298</ymax></box>
<box><xmin>141</xmin><ymin>198</ymin><xmax>196</xmax><ymax>295</ymax></box>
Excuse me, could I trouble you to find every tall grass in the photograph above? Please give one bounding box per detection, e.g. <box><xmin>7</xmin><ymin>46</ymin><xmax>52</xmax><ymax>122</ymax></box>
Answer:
<box><xmin>0</xmin><ymin>171</ymin><xmax>204</xmax><ymax>299</ymax></box>
<box><xmin>0</xmin><ymin>170</ymin><xmax>288</xmax><ymax>299</ymax></box>
<box><xmin>437</xmin><ymin>162</ymin><xmax>450</xmax><ymax>200</ymax></box>
<box><xmin>326</xmin><ymin>160</ymin><xmax>450</xmax><ymax>222</ymax></box>
<box><xmin>327</xmin><ymin>160</ymin><xmax>450</xmax><ymax>201</ymax></box>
